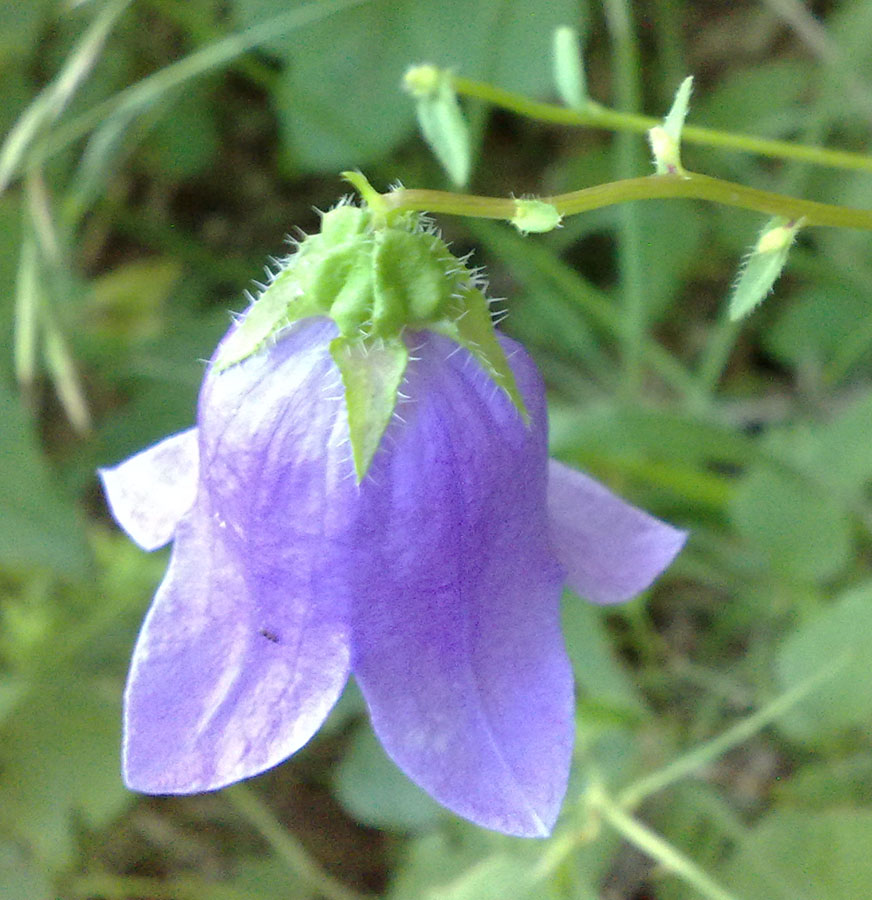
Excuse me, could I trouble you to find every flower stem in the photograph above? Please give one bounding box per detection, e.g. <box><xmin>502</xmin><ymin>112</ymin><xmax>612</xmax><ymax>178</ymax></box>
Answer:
<box><xmin>224</xmin><ymin>784</ymin><xmax>369</xmax><ymax>900</ymax></box>
<box><xmin>617</xmin><ymin>651</ymin><xmax>848</xmax><ymax>811</ymax></box>
<box><xmin>592</xmin><ymin>788</ymin><xmax>740</xmax><ymax>900</ymax></box>
<box><xmin>384</xmin><ymin>171</ymin><xmax>872</xmax><ymax>231</ymax></box>
<box><xmin>449</xmin><ymin>74</ymin><xmax>872</xmax><ymax>175</ymax></box>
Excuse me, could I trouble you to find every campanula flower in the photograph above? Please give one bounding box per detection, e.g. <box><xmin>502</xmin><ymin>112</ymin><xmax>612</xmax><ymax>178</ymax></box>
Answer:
<box><xmin>100</xmin><ymin>201</ymin><xmax>685</xmax><ymax>837</ymax></box>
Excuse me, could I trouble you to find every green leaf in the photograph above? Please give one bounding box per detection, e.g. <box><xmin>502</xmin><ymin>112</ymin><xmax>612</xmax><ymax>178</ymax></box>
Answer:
<box><xmin>211</xmin><ymin>269</ymin><xmax>302</xmax><ymax>371</ymax></box>
<box><xmin>561</xmin><ymin>599</ymin><xmax>646</xmax><ymax>718</ymax></box>
<box><xmin>0</xmin><ymin>679</ymin><xmax>129</xmax><ymax>869</ymax></box>
<box><xmin>722</xmin><ymin>809</ymin><xmax>872</xmax><ymax>900</ymax></box>
<box><xmin>728</xmin><ymin>216</ymin><xmax>802</xmax><ymax>320</ymax></box>
<box><xmin>765</xmin><ymin>280</ymin><xmax>872</xmax><ymax>377</ymax></box>
<box><xmin>729</xmin><ymin>462</ymin><xmax>852</xmax><ymax>582</ymax></box>
<box><xmin>426</xmin><ymin>854</ymin><xmax>543</xmax><ymax>900</ymax></box>
<box><xmin>233</xmin><ymin>0</ymin><xmax>580</xmax><ymax>172</ymax></box>
<box><xmin>775</xmin><ymin>582</ymin><xmax>872</xmax><ymax>743</ymax></box>
<box><xmin>0</xmin><ymin>381</ymin><xmax>91</xmax><ymax>577</ymax></box>
<box><xmin>405</xmin><ymin>65</ymin><xmax>471</xmax><ymax>187</ymax></box>
<box><xmin>330</xmin><ymin>335</ymin><xmax>409</xmax><ymax>481</ymax></box>
<box><xmin>333</xmin><ymin>723</ymin><xmax>442</xmax><ymax>832</ymax></box>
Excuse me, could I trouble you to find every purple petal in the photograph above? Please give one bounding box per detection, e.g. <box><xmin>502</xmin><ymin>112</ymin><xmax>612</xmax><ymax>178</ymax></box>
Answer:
<box><xmin>99</xmin><ymin>428</ymin><xmax>199</xmax><ymax>551</ymax></box>
<box><xmin>350</xmin><ymin>334</ymin><xmax>574</xmax><ymax>838</ymax></box>
<box><xmin>124</xmin><ymin>319</ymin><xmax>354</xmax><ymax>792</ymax></box>
<box><xmin>548</xmin><ymin>460</ymin><xmax>686</xmax><ymax>605</ymax></box>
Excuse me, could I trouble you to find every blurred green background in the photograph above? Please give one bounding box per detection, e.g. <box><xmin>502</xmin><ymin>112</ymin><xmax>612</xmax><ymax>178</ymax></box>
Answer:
<box><xmin>3</xmin><ymin>0</ymin><xmax>872</xmax><ymax>897</ymax></box>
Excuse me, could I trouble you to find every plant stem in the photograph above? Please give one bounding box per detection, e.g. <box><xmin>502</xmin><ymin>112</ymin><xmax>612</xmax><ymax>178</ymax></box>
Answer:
<box><xmin>384</xmin><ymin>171</ymin><xmax>872</xmax><ymax>231</ymax></box>
<box><xmin>450</xmin><ymin>74</ymin><xmax>872</xmax><ymax>175</ymax></box>
<box><xmin>224</xmin><ymin>784</ymin><xmax>369</xmax><ymax>900</ymax></box>
<box><xmin>593</xmin><ymin>790</ymin><xmax>741</xmax><ymax>900</ymax></box>
<box><xmin>617</xmin><ymin>652</ymin><xmax>847</xmax><ymax>811</ymax></box>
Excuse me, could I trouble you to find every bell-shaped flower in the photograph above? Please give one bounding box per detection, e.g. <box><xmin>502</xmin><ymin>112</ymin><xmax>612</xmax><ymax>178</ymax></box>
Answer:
<box><xmin>100</xmin><ymin>200</ymin><xmax>685</xmax><ymax>838</ymax></box>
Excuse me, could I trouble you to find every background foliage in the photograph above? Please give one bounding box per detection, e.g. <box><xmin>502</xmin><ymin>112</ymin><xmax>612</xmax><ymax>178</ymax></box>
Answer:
<box><xmin>2</xmin><ymin>0</ymin><xmax>872</xmax><ymax>897</ymax></box>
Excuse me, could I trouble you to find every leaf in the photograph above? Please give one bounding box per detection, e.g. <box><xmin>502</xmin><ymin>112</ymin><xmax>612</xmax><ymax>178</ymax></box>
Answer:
<box><xmin>729</xmin><ymin>462</ymin><xmax>852</xmax><ymax>582</ymax></box>
<box><xmin>333</xmin><ymin>723</ymin><xmax>443</xmax><ymax>832</ymax></box>
<box><xmin>0</xmin><ymin>679</ymin><xmax>129</xmax><ymax>869</ymax></box>
<box><xmin>233</xmin><ymin>0</ymin><xmax>581</xmax><ymax>171</ymax></box>
<box><xmin>561</xmin><ymin>599</ymin><xmax>646</xmax><ymax>718</ymax></box>
<box><xmin>722</xmin><ymin>809</ymin><xmax>872</xmax><ymax>900</ymax></box>
<box><xmin>765</xmin><ymin>280</ymin><xmax>872</xmax><ymax>377</ymax></box>
<box><xmin>0</xmin><ymin>380</ymin><xmax>91</xmax><ymax>577</ymax></box>
<box><xmin>648</xmin><ymin>75</ymin><xmax>693</xmax><ymax>175</ymax></box>
<box><xmin>774</xmin><ymin>581</ymin><xmax>872</xmax><ymax>743</ymax></box>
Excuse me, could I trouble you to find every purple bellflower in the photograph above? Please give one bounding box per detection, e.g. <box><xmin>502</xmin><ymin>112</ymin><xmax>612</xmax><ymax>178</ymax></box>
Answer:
<box><xmin>101</xmin><ymin>201</ymin><xmax>685</xmax><ymax>838</ymax></box>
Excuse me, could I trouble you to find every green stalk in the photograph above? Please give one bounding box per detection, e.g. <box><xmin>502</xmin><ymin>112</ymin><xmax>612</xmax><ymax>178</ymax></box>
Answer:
<box><xmin>617</xmin><ymin>652</ymin><xmax>847</xmax><ymax>810</ymax></box>
<box><xmin>384</xmin><ymin>171</ymin><xmax>872</xmax><ymax>231</ymax></box>
<box><xmin>449</xmin><ymin>75</ymin><xmax>872</xmax><ymax>175</ymax></box>
<box><xmin>224</xmin><ymin>785</ymin><xmax>369</xmax><ymax>900</ymax></box>
<box><xmin>594</xmin><ymin>791</ymin><xmax>741</xmax><ymax>900</ymax></box>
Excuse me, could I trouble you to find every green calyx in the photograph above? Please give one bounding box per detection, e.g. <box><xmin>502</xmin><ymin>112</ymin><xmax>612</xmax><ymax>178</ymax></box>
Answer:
<box><xmin>213</xmin><ymin>199</ymin><xmax>528</xmax><ymax>481</ymax></box>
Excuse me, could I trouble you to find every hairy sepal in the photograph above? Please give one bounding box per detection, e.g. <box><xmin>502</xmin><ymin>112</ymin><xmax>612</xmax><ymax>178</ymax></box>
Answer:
<box><xmin>331</xmin><ymin>335</ymin><xmax>409</xmax><ymax>482</ymax></box>
<box><xmin>430</xmin><ymin>286</ymin><xmax>529</xmax><ymax>425</ymax></box>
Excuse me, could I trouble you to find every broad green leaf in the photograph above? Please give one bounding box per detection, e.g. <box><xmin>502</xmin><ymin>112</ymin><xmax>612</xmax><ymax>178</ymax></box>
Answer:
<box><xmin>234</xmin><ymin>0</ymin><xmax>581</xmax><ymax>171</ymax></box>
<box><xmin>637</xmin><ymin>202</ymin><xmax>706</xmax><ymax>321</ymax></box>
<box><xmin>775</xmin><ymin>582</ymin><xmax>872</xmax><ymax>743</ymax></box>
<box><xmin>765</xmin><ymin>280</ymin><xmax>872</xmax><ymax>377</ymax></box>
<box><xmin>561</xmin><ymin>599</ymin><xmax>646</xmax><ymax>718</ymax></box>
<box><xmin>330</xmin><ymin>335</ymin><xmax>408</xmax><ymax>481</ymax></box>
<box><xmin>427</xmin><ymin>854</ymin><xmax>543</xmax><ymax>900</ymax></box>
<box><xmin>0</xmin><ymin>679</ymin><xmax>129</xmax><ymax>869</ymax></box>
<box><xmin>694</xmin><ymin>60</ymin><xmax>812</xmax><ymax>141</ymax></box>
<box><xmin>333</xmin><ymin>723</ymin><xmax>442</xmax><ymax>832</ymax></box>
<box><xmin>729</xmin><ymin>463</ymin><xmax>851</xmax><ymax>582</ymax></box>
<box><xmin>722</xmin><ymin>809</ymin><xmax>872</xmax><ymax>900</ymax></box>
